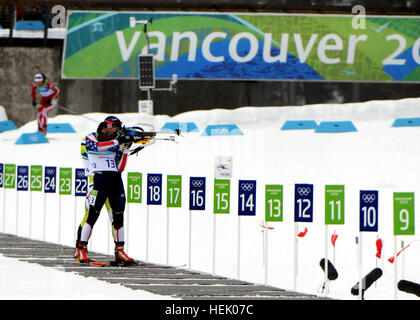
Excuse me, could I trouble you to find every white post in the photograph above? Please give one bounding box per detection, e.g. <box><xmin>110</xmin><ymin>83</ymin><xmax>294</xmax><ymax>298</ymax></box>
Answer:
<box><xmin>237</xmin><ymin>216</ymin><xmax>241</xmax><ymax>279</ymax></box>
<box><xmin>264</xmin><ymin>221</ymin><xmax>268</xmax><ymax>285</ymax></box>
<box><xmin>212</xmin><ymin>213</ymin><xmax>216</xmax><ymax>275</ymax></box>
<box><xmin>42</xmin><ymin>192</ymin><xmax>46</xmax><ymax>241</ymax></box>
<box><xmin>293</xmin><ymin>222</ymin><xmax>298</xmax><ymax>291</ymax></box>
<box><xmin>324</xmin><ymin>225</ymin><xmax>329</xmax><ymax>295</ymax></box>
<box><xmin>73</xmin><ymin>196</ymin><xmax>77</xmax><ymax>244</ymax></box>
<box><xmin>358</xmin><ymin>232</ymin><xmax>363</xmax><ymax>300</ymax></box>
<box><xmin>126</xmin><ymin>204</ymin><xmax>130</xmax><ymax>253</ymax></box>
<box><xmin>401</xmin><ymin>240</ymin><xmax>405</xmax><ymax>279</ymax></box>
<box><xmin>394</xmin><ymin>236</ymin><xmax>398</xmax><ymax>300</ymax></box>
<box><xmin>58</xmin><ymin>194</ymin><xmax>61</xmax><ymax>243</ymax></box>
<box><xmin>146</xmin><ymin>205</ymin><xmax>150</xmax><ymax>261</ymax></box>
<box><xmin>29</xmin><ymin>190</ymin><xmax>32</xmax><ymax>238</ymax></box>
<box><xmin>2</xmin><ymin>187</ymin><xmax>6</xmax><ymax>232</ymax></box>
<box><xmin>166</xmin><ymin>207</ymin><xmax>169</xmax><ymax>265</ymax></box>
<box><xmin>188</xmin><ymin>210</ymin><xmax>192</xmax><ymax>269</ymax></box>
<box><xmin>16</xmin><ymin>191</ymin><xmax>19</xmax><ymax>235</ymax></box>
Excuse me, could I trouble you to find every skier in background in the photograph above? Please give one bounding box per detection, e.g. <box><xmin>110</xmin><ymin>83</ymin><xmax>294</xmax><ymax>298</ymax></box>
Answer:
<box><xmin>78</xmin><ymin>115</ymin><xmax>136</xmax><ymax>265</ymax></box>
<box><xmin>31</xmin><ymin>73</ymin><xmax>59</xmax><ymax>135</ymax></box>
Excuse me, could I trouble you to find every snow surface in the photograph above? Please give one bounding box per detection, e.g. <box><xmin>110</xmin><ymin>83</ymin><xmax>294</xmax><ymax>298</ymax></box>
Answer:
<box><xmin>1</xmin><ymin>97</ymin><xmax>420</xmax><ymax>300</ymax></box>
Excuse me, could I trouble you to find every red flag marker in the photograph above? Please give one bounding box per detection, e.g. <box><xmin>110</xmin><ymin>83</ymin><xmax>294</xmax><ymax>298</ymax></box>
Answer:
<box><xmin>297</xmin><ymin>227</ymin><xmax>308</xmax><ymax>237</ymax></box>
<box><xmin>331</xmin><ymin>233</ymin><xmax>338</xmax><ymax>247</ymax></box>
<box><xmin>375</xmin><ymin>238</ymin><xmax>383</xmax><ymax>259</ymax></box>
<box><xmin>388</xmin><ymin>243</ymin><xmax>411</xmax><ymax>264</ymax></box>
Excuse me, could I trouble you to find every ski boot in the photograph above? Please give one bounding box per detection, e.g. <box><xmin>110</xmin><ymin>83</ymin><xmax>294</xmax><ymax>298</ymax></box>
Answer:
<box><xmin>78</xmin><ymin>243</ymin><xmax>90</xmax><ymax>263</ymax></box>
<box><xmin>113</xmin><ymin>244</ymin><xmax>136</xmax><ymax>266</ymax></box>
<box><xmin>73</xmin><ymin>241</ymin><xmax>80</xmax><ymax>260</ymax></box>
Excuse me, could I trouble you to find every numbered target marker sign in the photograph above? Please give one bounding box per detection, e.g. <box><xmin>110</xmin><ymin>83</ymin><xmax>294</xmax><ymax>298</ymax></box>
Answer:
<box><xmin>147</xmin><ymin>173</ymin><xmax>162</xmax><ymax>205</ymax></box>
<box><xmin>325</xmin><ymin>185</ymin><xmax>345</xmax><ymax>225</ymax></box>
<box><xmin>30</xmin><ymin>165</ymin><xmax>43</xmax><ymax>192</ymax></box>
<box><xmin>265</xmin><ymin>185</ymin><xmax>283</xmax><ymax>222</ymax></box>
<box><xmin>4</xmin><ymin>164</ymin><xmax>16</xmax><ymax>189</ymax></box>
<box><xmin>75</xmin><ymin>168</ymin><xmax>87</xmax><ymax>196</ymax></box>
<box><xmin>295</xmin><ymin>184</ymin><xmax>313</xmax><ymax>222</ymax></box>
<box><xmin>0</xmin><ymin>164</ymin><xmax>3</xmax><ymax>188</ymax></box>
<box><xmin>17</xmin><ymin>166</ymin><xmax>29</xmax><ymax>191</ymax></box>
<box><xmin>167</xmin><ymin>175</ymin><xmax>182</xmax><ymax>208</ymax></box>
<box><xmin>393</xmin><ymin>192</ymin><xmax>415</xmax><ymax>235</ymax></box>
<box><xmin>238</xmin><ymin>180</ymin><xmax>256</xmax><ymax>216</ymax></box>
<box><xmin>59</xmin><ymin>168</ymin><xmax>72</xmax><ymax>195</ymax></box>
<box><xmin>44</xmin><ymin>166</ymin><xmax>56</xmax><ymax>193</ymax></box>
<box><xmin>190</xmin><ymin>177</ymin><xmax>206</xmax><ymax>211</ymax></box>
<box><xmin>127</xmin><ymin>172</ymin><xmax>142</xmax><ymax>203</ymax></box>
<box><xmin>360</xmin><ymin>190</ymin><xmax>378</xmax><ymax>232</ymax></box>
<box><xmin>214</xmin><ymin>179</ymin><xmax>230</xmax><ymax>214</ymax></box>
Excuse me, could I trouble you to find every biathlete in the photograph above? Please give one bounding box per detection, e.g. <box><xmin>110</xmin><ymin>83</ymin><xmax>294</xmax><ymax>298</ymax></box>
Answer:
<box><xmin>31</xmin><ymin>73</ymin><xmax>59</xmax><ymax>135</ymax></box>
<box><xmin>77</xmin><ymin>116</ymin><xmax>138</xmax><ymax>265</ymax></box>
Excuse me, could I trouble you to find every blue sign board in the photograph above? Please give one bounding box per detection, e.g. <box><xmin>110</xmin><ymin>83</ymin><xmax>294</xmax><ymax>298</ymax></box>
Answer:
<box><xmin>189</xmin><ymin>177</ymin><xmax>206</xmax><ymax>210</ymax></box>
<box><xmin>360</xmin><ymin>190</ymin><xmax>379</xmax><ymax>232</ymax></box>
<box><xmin>0</xmin><ymin>163</ymin><xmax>3</xmax><ymax>188</ymax></box>
<box><xmin>238</xmin><ymin>180</ymin><xmax>256</xmax><ymax>216</ymax></box>
<box><xmin>17</xmin><ymin>165</ymin><xmax>29</xmax><ymax>191</ymax></box>
<box><xmin>44</xmin><ymin>166</ymin><xmax>57</xmax><ymax>193</ymax></box>
<box><xmin>75</xmin><ymin>168</ymin><xmax>88</xmax><ymax>196</ymax></box>
<box><xmin>147</xmin><ymin>173</ymin><xmax>162</xmax><ymax>205</ymax></box>
<box><xmin>294</xmin><ymin>184</ymin><xmax>314</xmax><ymax>222</ymax></box>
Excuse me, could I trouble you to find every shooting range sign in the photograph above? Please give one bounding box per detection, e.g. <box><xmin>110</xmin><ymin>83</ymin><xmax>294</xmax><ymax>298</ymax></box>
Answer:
<box><xmin>75</xmin><ymin>168</ymin><xmax>87</xmax><ymax>196</ymax></box>
<box><xmin>167</xmin><ymin>175</ymin><xmax>182</xmax><ymax>208</ymax></box>
<box><xmin>238</xmin><ymin>180</ymin><xmax>256</xmax><ymax>216</ymax></box>
<box><xmin>189</xmin><ymin>177</ymin><xmax>206</xmax><ymax>211</ymax></box>
<box><xmin>44</xmin><ymin>166</ymin><xmax>56</xmax><ymax>193</ymax></box>
<box><xmin>393</xmin><ymin>192</ymin><xmax>415</xmax><ymax>235</ymax></box>
<box><xmin>265</xmin><ymin>184</ymin><xmax>283</xmax><ymax>222</ymax></box>
<box><xmin>4</xmin><ymin>164</ymin><xmax>16</xmax><ymax>189</ymax></box>
<box><xmin>214</xmin><ymin>179</ymin><xmax>230</xmax><ymax>214</ymax></box>
<box><xmin>59</xmin><ymin>167</ymin><xmax>72</xmax><ymax>195</ymax></box>
<box><xmin>325</xmin><ymin>185</ymin><xmax>345</xmax><ymax>225</ymax></box>
<box><xmin>360</xmin><ymin>190</ymin><xmax>378</xmax><ymax>232</ymax></box>
<box><xmin>147</xmin><ymin>173</ymin><xmax>162</xmax><ymax>205</ymax></box>
<box><xmin>294</xmin><ymin>183</ymin><xmax>314</xmax><ymax>222</ymax></box>
<box><xmin>30</xmin><ymin>165</ymin><xmax>43</xmax><ymax>192</ymax></box>
<box><xmin>17</xmin><ymin>165</ymin><xmax>29</xmax><ymax>191</ymax></box>
<box><xmin>127</xmin><ymin>172</ymin><xmax>142</xmax><ymax>203</ymax></box>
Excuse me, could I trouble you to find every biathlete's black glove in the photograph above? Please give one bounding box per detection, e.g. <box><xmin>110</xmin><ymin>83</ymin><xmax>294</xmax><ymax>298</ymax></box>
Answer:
<box><xmin>32</xmin><ymin>100</ymin><xmax>37</xmax><ymax>107</ymax></box>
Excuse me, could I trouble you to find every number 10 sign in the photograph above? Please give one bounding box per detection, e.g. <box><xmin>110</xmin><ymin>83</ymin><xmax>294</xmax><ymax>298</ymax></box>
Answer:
<box><xmin>360</xmin><ymin>190</ymin><xmax>378</xmax><ymax>232</ymax></box>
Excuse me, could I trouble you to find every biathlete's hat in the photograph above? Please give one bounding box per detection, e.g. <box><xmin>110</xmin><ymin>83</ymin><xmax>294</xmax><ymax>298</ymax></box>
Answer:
<box><xmin>104</xmin><ymin>116</ymin><xmax>122</xmax><ymax>129</ymax></box>
<box><xmin>34</xmin><ymin>73</ymin><xmax>43</xmax><ymax>82</ymax></box>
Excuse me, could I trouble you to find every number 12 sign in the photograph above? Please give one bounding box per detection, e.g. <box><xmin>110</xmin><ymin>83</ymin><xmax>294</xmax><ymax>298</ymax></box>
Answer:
<box><xmin>294</xmin><ymin>184</ymin><xmax>313</xmax><ymax>222</ymax></box>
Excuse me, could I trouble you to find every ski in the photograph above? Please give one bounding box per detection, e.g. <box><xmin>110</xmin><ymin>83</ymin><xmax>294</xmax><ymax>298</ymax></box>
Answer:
<box><xmin>75</xmin><ymin>259</ymin><xmax>168</xmax><ymax>268</ymax></box>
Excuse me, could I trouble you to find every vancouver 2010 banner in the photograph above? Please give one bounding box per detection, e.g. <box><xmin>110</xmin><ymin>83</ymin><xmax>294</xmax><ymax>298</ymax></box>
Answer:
<box><xmin>62</xmin><ymin>11</ymin><xmax>420</xmax><ymax>82</ymax></box>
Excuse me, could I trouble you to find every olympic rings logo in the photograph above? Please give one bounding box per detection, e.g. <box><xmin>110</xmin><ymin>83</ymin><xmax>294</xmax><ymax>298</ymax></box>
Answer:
<box><xmin>191</xmin><ymin>179</ymin><xmax>204</xmax><ymax>188</ymax></box>
<box><xmin>18</xmin><ymin>167</ymin><xmax>28</xmax><ymax>174</ymax></box>
<box><xmin>149</xmin><ymin>175</ymin><xmax>161</xmax><ymax>183</ymax></box>
<box><xmin>76</xmin><ymin>170</ymin><xmax>85</xmax><ymax>178</ymax></box>
<box><xmin>46</xmin><ymin>169</ymin><xmax>55</xmax><ymax>175</ymax></box>
<box><xmin>297</xmin><ymin>187</ymin><xmax>311</xmax><ymax>196</ymax></box>
<box><xmin>362</xmin><ymin>193</ymin><xmax>376</xmax><ymax>203</ymax></box>
<box><xmin>241</xmin><ymin>183</ymin><xmax>254</xmax><ymax>191</ymax></box>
